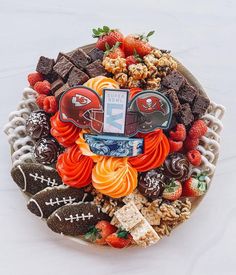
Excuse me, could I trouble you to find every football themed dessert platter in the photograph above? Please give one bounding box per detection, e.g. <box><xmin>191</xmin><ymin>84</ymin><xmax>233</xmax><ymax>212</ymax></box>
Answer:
<box><xmin>4</xmin><ymin>27</ymin><xmax>225</xmax><ymax>249</ymax></box>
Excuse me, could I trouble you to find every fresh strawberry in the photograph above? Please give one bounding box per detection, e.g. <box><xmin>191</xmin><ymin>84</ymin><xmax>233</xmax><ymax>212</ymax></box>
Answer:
<box><xmin>92</xmin><ymin>26</ymin><xmax>124</xmax><ymax>51</ymax></box>
<box><xmin>84</xmin><ymin>221</ymin><xmax>117</xmax><ymax>245</ymax></box>
<box><xmin>169</xmin><ymin>124</ymin><xmax>186</xmax><ymax>141</ymax></box>
<box><xmin>168</xmin><ymin>139</ymin><xmax>183</xmax><ymax>153</ymax></box>
<box><xmin>123</xmin><ymin>31</ymin><xmax>154</xmax><ymax>57</ymax></box>
<box><xmin>34</xmin><ymin>80</ymin><xmax>51</xmax><ymax>95</ymax></box>
<box><xmin>126</xmin><ymin>51</ymin><xmax>142</xmax><ymax>67</ymax></box>
<box><xmin>189</xmin><ymin>120</ymin><xmax>207</xmax><ymax>139</ymax></box>
<box><xmin>162</xmin><ymin>180</ymin><xmax>182</xmax><ymax>201</ymax></box>
<box><xmin>129</xmin><ymin>87</ymin><xmax>142</xmax><ymax>99</ymax></box>
<box><xmin>105</xmin><ymin>229</ymin><xmax>132</xmax><ymax>249</ymax></box>
<box><xmin>187</xmin><ymin>149</ymin><xmax>202</xmax><ymax>166</ymax></box>
<box><xmin>104</xmin><ymin>42</ymin><xmax>125</xmax><ymax>59</ymax></box>
<box><xmin>182</xmin><ymin>174</ymin><xmax>207</xmax><ymax>197</ymax></box>
<box><xmin>184</xmin><ymin>136</ymin><xmax>199</xmax><ymax>151</ymax></box>
<box><xmin>27</xmin><ymin>72</ymin><xmax>44</xmax><ymax>87</ymax></box>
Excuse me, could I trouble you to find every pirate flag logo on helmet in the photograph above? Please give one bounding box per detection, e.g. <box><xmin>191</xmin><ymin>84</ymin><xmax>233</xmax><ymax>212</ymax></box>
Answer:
<box><xmin>129</xmin><ymin>91</ymin><xmax>172</xmax><ymax>132</ymax></box>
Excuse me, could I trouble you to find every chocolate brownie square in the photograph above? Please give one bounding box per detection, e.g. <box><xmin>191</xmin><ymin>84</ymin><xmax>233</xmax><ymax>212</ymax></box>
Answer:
<box><xmin>161</xmin><ymin>70</ymin><xmax>186</xmax><ymax>91</ymax></box>
<box><xmin>53</xmin><ymin>56</ymin><xmax>74</xmax><ymax>80</ymax></box>
<box><xmin>162</xmin><ymin>89</ymin><xmax>180</xmax><ymax>114</ymax></box>
<box><xmin>51</xmin><ymin>79</ymin><xmax>64</xmax><ymax>94</ymax></box>
<box><xmin>177</xmin><ymin>103</ymin><xmax>194</xmax><ymax>126</ymax></box>
<box><xmin>44</xmin><ymin>69</ymin><xmax>59</xmax><ymax>83</ymax></box>
<box><xmin>66</xmin><ymin>48</ymin><xmax>91</xmax><ymax>69</ymax></box>
<box><xmin>36</xmin><ymin>56</ymin><xmax>55</xmax><ymax>75</ymax></box>
<box><xmin>85</xmin><ymin>60</ymin><xmax>106</xmax><ymax>78</ymax></box>
<box><xmin>178</xmin><ymin>82</ymin><xmax>199</xmax><ymax>104</ymax></box>
<box><xmin>192</xmin><ymin>94</ymin><xmax>210</xmax><ymax>118</ymax></box>
<box><xmin>67</xmin><ymin>67</ymin><xmax>89</xmax><ymax>87</ymax></box>
<box><xmin>87</xmin><ymin>48</ymin><xmax>104</xmax><ymax>62</ymax></box>
<box><xmin>54</xmin><ymin>83</ymin><xmax>70</xmax><ymax>101</ymax></box>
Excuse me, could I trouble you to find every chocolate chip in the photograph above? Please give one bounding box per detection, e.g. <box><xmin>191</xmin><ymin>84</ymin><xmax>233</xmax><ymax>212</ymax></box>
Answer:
<box><xmin>178</xmin><ymin>82</ymin><xmax>199</xmax><ymax>104</ymax></box>
<box><xmin>162</xmin><ymin>89</ymin><xmax>180</xmax><ymax>114</ymax></box>
<box><xmin>161</xmin><ymin>70</ymin><xmax>186</xmax><ymax>91</ymax></box>
<box><xmin>36</xmin><ymin>56</ymin><xmax>55</xmax><ymax>75</ymax></box>
<box><xmin>51</xmin><ymin>79</ymin><xmax>64</xmax><ymax>94</ymax></box>
<box><xmin>67</xmin><ymin>67</ymin><xmax>89</xmax><ymax>87</ymax></box>
<box><xmin>85</xmin><ymin>60</ymin><xmax>106</xmax><ymax>78</ymax></box>
<box><xmin>192</xmin><ymin>94</ymin><xmax>210</xmax><ymax>118</ymax></box>
<box><xmin>177</xmin><ymin>103</ymin><xmax>194</xmax><ymax>126</ymax></box>
<box><xmin>53</xmin><ymin>56</ymin><xmax>74</xmax><ymax>80</ymax></box>
<box><xmin>87</xmin><ymin>48</ymin><xmax>104</xmax><ymax>62</ymax></box>
<box><xmin>66</xmin><ymin>48</ymin><xmax>91</xmax><ymax>69</ymax></box>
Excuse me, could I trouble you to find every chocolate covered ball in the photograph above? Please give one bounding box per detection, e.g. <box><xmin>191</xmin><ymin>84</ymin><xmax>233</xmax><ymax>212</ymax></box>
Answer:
<box><xmin>34</xmin><ymin>137</ymin><xmax>60</xmax><ymax>165</ymax></box>
<box><xmin>26</xmin><ymin>111</ymin><xmax>50</xmax><ymax>139</ymax></box>
<box><xmin>162</xmin><ymin>153</ymin><xmax>191</xmax><ymax>182</ymax></box>
<box><xmin>138</xmin><ymin>169</ymin><xmax>165</xmax><ymax>200</ymax></box>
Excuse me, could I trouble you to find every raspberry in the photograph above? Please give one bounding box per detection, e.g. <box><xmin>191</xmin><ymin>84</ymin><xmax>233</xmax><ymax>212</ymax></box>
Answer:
<box><xmin>36</xmin><ymin>94</ymin><xmax>47</xmax><ymax>109</ymax></box>
<box><xmin>34</xmin><ymin>80</ymin><xmax>51</xmax><ymax>95</ymax></box>
<box><xmin>169</xmin><ymin>139</ymin><xmax>183</xmax><ymax>153</ymax></box>
<box><xmin>187</xmin><ymin>149</ymin><xmax>202</xmax><ymax>166</ymax></box>
<box><xmin>27</xmin><ymin>72</ymin><xmax>44</xmax><ymax>87</ymax></box>
<box><xmin>169</xmin><ymin>124</ymin><xmax>186</xmax><ymax>141</ymax></box>
<box><xmin>184</xmin><ymin>136</ymin><xmax>199</xmax><ymax>151</ymax></box>
<box><xmin>189</xmin><ymin>120</ymin><xmax>207</xmax><ymax>139</ymax></box>
<box><xmin>43</xmin><ymin>96</ymin><xmax>58</xmax><ymax>114</ymax></box>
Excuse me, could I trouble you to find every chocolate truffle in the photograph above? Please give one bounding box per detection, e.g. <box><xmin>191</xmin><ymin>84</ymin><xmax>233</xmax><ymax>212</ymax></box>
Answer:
<box><xmin>138</xmin><ymin>169</ymin><xmax>165</xmax><ymax>200</ymax></box>
<box><xmin>34</xmin><ymin>137</ymin><xmax>60</xmax><ymax>165</ymax></box>
<box><xmin>162</xmin><ymin>153</ymin><xmax>191</xmax><ymax>182</ymax></box>
<box><xmin>26</xmin><ymin>111</ymin><xmax>50</xmax><ymax>140</ymax></box>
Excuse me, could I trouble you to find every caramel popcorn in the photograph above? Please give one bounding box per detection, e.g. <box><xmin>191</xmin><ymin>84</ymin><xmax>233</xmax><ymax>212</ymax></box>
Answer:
<box><xmin>128</xmin><ymin>63</ymin><xmax>148</xmax><ymax>80</ymax></box>
<box><xmin>113</xmin><ymin>73</ymin><xmax>128</xmax><ymax>87</ymax></box>
<box><xmin>143</xmin><ymin>53</ymin><xmax>159</xmax><ymax>67</ymax></box>
<box><xmin>146</xmin><ymin>77</ymin><xmax>161</xmax><ymax>90</ymax></box>
<box><xmin>127</xmin><ymin>77</ymin><xmax>142</xmax><ymax>89</ymax></box>
<box><xmin>102</xmin><ymin>57</ymin><xmax>127</xmax><ymax>74</ymax></box>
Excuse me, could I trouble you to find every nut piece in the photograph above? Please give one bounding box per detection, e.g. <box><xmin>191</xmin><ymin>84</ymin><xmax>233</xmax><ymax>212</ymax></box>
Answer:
<box><xmin>102</xmin><ymin>57</ymin><xmax>127</xmax><ymax>74</ymax></box>
<box><xmin>128</xmin><ymin>63</ymin><xmax>148</xmax><ymax>80</ymax></box>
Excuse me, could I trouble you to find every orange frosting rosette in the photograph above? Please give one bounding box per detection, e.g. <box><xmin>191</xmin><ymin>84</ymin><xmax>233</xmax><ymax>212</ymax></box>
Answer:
<box><xmin>57</xmin><ymin>144</ymin><xmax>94</xmax><ymax>188</ymax></box>
<box><xmin>129</xmin><ymin>129</ymin><xmax>170</xmax><ymax>172</ymax></box>
<box><xmin>92</xmin><ymin>157</ymin><xmax>138</xmax><ymax>198</ymax></box>
<box><xmin>84</xmin><ymin>76</ymin><xmax>119</xmax><ymax>96</ymax></box>
<box><xmin>50</xmin><ymin>112</ymin><xmax>81</xmax><ymax>147</ymax></box>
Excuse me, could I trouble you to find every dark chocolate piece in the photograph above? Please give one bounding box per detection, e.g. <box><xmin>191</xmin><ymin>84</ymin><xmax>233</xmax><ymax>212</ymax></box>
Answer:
<box><xmin>177</xmin><ymin>103</ymin><xmax>194</xmax><ymax>126</ymax></box>
<box><xmin>87</xmin><ymin>48</ymin><xmax>104</xmax><ymax>62</ymax></box>
<box><xmin>27</xmin><ymin>186</ymin><xmax>93</xmax><ymax>218</ymax></box>
<box><xmin>85</xmin><ymin>60</ymin><xmax>106</xmax><ymax>78</ymax></box>
<box><xmin>44</xmin><ymin>69</ymin><xmax>59</xmax><ymax>83</ymax></box>
<box><xmin>162</xmin><ymin>89</ymin><xmax>180</xmax><ymax>113</ymax></box>
<box><xmin>53</xmin><ymin>56</ymin><xmax>74</xmax><ymax>80</ymax></box>
<box><xmin>51</xmin><ymin>79</ymin><xmax>64</xmax><ymax>94</ymax></box>
<box><xmin>138</xmin><ymin>169</ymin><xmax>165</xmax><ymax>200</ymax></box>
<box><xmin>163</xmin><ymin>153</ymin><xmax>191</xmax><ymax>181</ymax></box>
<box><xmin>36</xmin><ymin>56</ymin><xmax>55</xmax><ymax>75</ymax></box>
<box><xmin>11</xmin><ymin>163</ymin><xmax>63</xmax><ymax>195</ymax></box>
<box><xmin>26</xmin><ymin>111</ymin><xmax>50</xmax><ymax>140</ymax></box>
<box><xmin>192</xmin><ymin>94</ymin><xmax>210</xmax><ymax>118</ymax></box>
<box><xmin>54</xmin><ymin>83</ymin><xmax>70</xmax><ymax>101</ymax></box>
<box><xmin>67</xmin><ymin>48</ymin><xmax>91</xmax><ymax>69</ymax></box>
<box><xmin>161</xmin><ymin>70</ymin><xmax>186</xmax><ymax>91</ymax></box>
<box><xmin>47</xmin><ymin>202</ymin><xmax>110</xmax><ymax>236</ymax></box>
<box><xmin>178</xmin><ymin>82</ymin><xmax>199</xmax><ymax>104</ymax></box>
<box><xmin>67</xmin><ymin>67</ymin><xmax>89</xmax><ymax>87</ymax></box>
<box><xmin>34</xmin><ymin>137</ymin><xmax>60</xmax><ymax>165</ymax></box>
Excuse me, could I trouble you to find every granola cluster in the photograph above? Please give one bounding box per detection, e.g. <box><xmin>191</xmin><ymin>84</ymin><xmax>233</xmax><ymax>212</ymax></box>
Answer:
<box><xmin>102</xmin><ymin>49</ymin><xmax>177</xmax><ymax>89</ymax></box>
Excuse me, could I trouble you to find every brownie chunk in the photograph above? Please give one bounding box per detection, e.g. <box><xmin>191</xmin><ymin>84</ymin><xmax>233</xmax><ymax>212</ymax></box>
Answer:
<box><xmin>87</xmin><ymin>48</ymin><xmax>104</xmax><ymax>62</ymax></box>
<box><xmin>54</xmin><ymin>83</ymin><xmax>70</xmax><ymax>101</ymax></box>
<box><xmin>67</xmin><ymin>67</ymin><xmax>89</xmax><ymax>87</ymax></box>
<box><xmin>192</xmin><ymin>94</ymin><xmax>210</xmax><ymax>118</ymax></box>
<box><xmin>85</xmin><ymin>60</ymin><xmax>106</xmax><ymax>78</ymax></box>
<box><xmin>67</xmin><ymin>48</ymin><xmax>91</xmax><ymax>69</ymax></box>
<box><xmin>162</xmin><ymin>89</ymin><xmax>180</xmax><ymax>114</ymax></box>
<box><xmin>177</xmin><ymin>103</ymin><xmax>194</xmax><ymax>126</ymax></box>
<box><xmin>36</xmin><ymin>56</ymin><xmax>55</xmax><ymax>75</ymax></box>
<box><xmin>178</xmin><ymin>82</ymin><xmax>199</xmax><ymax>104</ymax></box>
<box><xmin>51</xmin><ymin>79</ymin><xmax>64</xmax><ymax>94</ymax></box>
<box><xmin>53</xmin><ymin>56</ymin><xmax>74</xmax><ymax>80</ymax></box>
<box><xmin>161</xmin><ymin>70</ymin><xmax>186</xmax><ymax>91</ymax></box>
<box><xmin>44</xmin><ymin>69</ymin><xmax>59</xmax><ymax>83</ymax></box>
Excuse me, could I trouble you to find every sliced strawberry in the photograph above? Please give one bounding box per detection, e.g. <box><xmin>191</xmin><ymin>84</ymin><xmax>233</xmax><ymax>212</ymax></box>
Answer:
<box><xmin>85</xmin><ymin>220</ymin><xmax>117</xmax><ymax>245</ymax></box>
<box><xmin>105</xmin><ymin>229</ymin><xmax>132</xmax><ymax>249</ymax></box>
<box><xmin>162</xmin><ymin>180</ymin><xmax>182</xmax><ymax>201</ymax></box>
<box><xmin>169</xmin><ymin>139</ymin><xmax>183</xmax><ymax>153</ymax></box>
<box><xmin>182</xmin><ymin>175</ymin><xmax>207</xmax><ymax>197</ymax></box>
<box><xmin>169</xmin><ymin>124</ymin><xmax>186</xmax><ymax>141</ymax></box>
